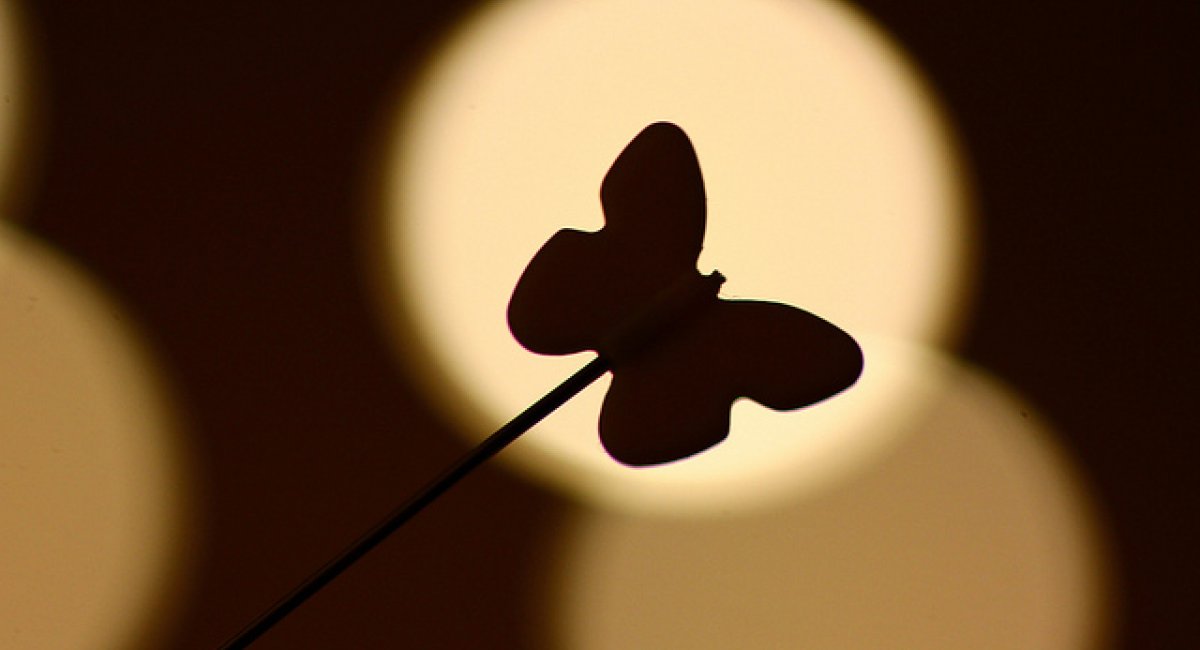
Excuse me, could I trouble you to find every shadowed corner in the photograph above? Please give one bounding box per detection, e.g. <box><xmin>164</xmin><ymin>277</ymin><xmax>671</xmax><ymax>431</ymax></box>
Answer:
<box><xmin>0</xmin><ymin>0</ymin><xmax>42</xmax><ymax>224</ymax></box>
<box><xmin>507</xmin><ymin>122</ymin><xmax>864</xmax><ymax>467</ymax></box>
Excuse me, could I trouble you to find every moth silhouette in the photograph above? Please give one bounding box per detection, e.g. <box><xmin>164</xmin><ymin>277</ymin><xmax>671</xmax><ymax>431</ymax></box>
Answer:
<box><xmin>508</xmin><ymin>122</ymin><xmax>863</xmax><ymax>466</ymax></box>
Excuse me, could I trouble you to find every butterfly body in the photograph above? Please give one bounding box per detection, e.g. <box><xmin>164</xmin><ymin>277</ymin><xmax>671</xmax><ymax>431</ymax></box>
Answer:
<box><xmin>508</xmin><ymin>122</ymin><xmax>862</xmax><ymax>466</ymax></box>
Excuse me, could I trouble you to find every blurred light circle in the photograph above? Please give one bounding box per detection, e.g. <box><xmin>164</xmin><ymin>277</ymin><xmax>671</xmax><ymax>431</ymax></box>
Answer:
<box><xmin>377</xmin><ymin>0</ymin><xmax>973</xmax><ymax>512</ymax></box>
<box><xmin>544</xmin><ymin>359</ymin><xmax>1109</xmax><ymax>649</ymax></box>
<box><xmin>0</xmin><ymin>225</ymin><xmax>192</xmax><ymax>649</ymax></box>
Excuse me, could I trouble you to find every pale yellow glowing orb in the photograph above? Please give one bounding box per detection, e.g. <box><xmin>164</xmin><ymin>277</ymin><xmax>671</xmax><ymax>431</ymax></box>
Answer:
<box><xmin>379</xmin><ymin>0</ymin><xmax>972</xmax><ymax>512</ymax></box>
<box><xmin>0</xmin><ymin>225</ymin><xmax>191</xmax><ymax>649</ymax></box>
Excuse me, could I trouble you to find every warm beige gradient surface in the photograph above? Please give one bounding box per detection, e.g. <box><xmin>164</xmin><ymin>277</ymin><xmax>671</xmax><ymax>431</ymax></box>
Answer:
<box><xmin>546</xmin><ymin>358</ymin><xmax>1109</xmax><ymax>649</ymax></box>
<box><xmin>0</xmin><ymin>225</ymin><xmax>191</xmax><ymax>649</ymax></box>
<box><xmin>380</xmin><ymin>0</ymin><xmax>973</xmax><ymax>512</ymax></box>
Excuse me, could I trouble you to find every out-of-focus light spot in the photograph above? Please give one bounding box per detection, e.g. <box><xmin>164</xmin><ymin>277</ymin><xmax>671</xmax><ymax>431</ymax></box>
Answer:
<box><xmin>0</xmin><ymin>224</ymin><xmax>192</xmax><ymax>649</ymax></box>
<box><xmin>374</xmin><ymin>0</ymin><xmax>972</xmax><ymax>512</ymax></box>
<box><xmin>544</xmin><ymin>358</ymin><xmax>1110</xmax><ymax>649</ymax></box>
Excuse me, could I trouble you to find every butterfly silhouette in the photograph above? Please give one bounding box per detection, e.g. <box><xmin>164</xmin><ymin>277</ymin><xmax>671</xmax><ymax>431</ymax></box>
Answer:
<box><xmin>508</xmin><ymin>122</ymin><xmax>863</xmax><ymax>466</ymax></box>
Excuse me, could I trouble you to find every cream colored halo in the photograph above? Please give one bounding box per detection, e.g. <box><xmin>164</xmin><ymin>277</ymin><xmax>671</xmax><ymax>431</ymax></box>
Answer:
<box><xmin>379</xmin><ymin>0</ymin><xmax>972</xmax><ymax>513</ymax></box>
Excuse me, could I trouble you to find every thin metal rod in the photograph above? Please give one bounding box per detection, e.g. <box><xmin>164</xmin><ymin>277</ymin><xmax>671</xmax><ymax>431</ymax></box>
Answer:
<box><xmin>220</xmin><ymin>356</ymin><xmax>610</xmax><ymax>649</ymax></box>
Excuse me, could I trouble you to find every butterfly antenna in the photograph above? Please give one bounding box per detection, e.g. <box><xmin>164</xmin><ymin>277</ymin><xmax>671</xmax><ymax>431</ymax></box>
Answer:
<box><xmin>218</xmin><ymin>356</ymin><xmax>610</xmax><ymax>649</ymax></box>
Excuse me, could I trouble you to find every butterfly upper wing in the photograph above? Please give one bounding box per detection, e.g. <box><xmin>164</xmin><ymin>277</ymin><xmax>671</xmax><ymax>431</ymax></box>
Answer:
<box><xmin>508</xmin><ymin>122</ymin><xmax>707</xmax><ymax>356</ymax></box>
<box><xmin>599</xmin><ymin>121</ymin><xmax>706</xmax><ymax>271</ymax></box>
<box><xmin>599</xmin><ymin>298</ymin><xmax>863</xmax><ymax>466</ymax></box>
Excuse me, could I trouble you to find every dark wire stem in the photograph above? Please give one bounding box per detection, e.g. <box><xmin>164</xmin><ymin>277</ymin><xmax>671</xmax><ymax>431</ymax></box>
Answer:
<box><xmin>219</xmin><ymin>355</ymin><xmax>611</xmax><ymax>649</ymax></box>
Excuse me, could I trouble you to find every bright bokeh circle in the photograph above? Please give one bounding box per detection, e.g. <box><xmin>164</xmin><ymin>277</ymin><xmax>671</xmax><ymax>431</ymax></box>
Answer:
<box><xmin>546</xmin><ymin>359</ymin><xmax>1109</xmax><ymax>649</ymax></box>
<box><xmin>379</xmin><ymin>0</ymin><xmax>973</xmax><ymax>513</ymax></box>
<box><xmin>0</xmin><ymin>225</ymin><xmax>191</xmax><ymax>648</ymax></box>
<box><xmin>2</xmin><ymin>9</ymin><xmax>190</xmax><ymax>647</ymax></box>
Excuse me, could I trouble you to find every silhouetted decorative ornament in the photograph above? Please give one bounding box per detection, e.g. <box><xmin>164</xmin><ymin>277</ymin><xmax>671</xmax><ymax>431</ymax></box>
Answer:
<box><xmin>222</xmin><ymin>122</ymin><xmax>863</xmax><ymax>648</ymax></box>
<box><xmin>509</xmin><ymin>122</ymin><xmax>863</xmax><ymax>465</ymax></box>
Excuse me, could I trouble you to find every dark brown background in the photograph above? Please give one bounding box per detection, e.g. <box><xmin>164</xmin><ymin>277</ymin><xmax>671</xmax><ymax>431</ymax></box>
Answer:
<box><xmin>11</xmin><ymin>1</ymin><xmax>1197</xmax><ymax>647</ymax></box>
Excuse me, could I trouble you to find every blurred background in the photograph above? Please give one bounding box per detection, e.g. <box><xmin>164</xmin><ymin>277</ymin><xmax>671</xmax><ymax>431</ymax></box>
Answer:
<box><xmin>1</xmin><ymin>0</ymin><xmax>1196</xmax><ymax>648</ymax></box>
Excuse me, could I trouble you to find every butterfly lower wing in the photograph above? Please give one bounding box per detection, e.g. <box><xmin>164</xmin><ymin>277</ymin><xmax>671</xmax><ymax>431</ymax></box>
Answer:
<box><xmin>599</xmin><ymin>316</ymin><xmax>735</xmax><ymax>466</ymax></box>
<box><xmin>598</xmin><ymin>298</ymin><xmax>862</xmax><ymax>466</ymax></box>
